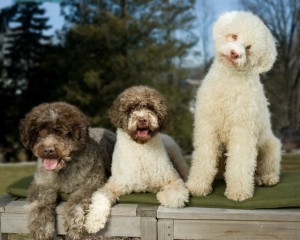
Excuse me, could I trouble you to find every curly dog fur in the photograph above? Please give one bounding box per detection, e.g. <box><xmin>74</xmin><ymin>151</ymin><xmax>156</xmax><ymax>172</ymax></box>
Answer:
<box><xmin>187</xmin><ymin>11</ymin><xmax>281</xmax><ymax>201</ymax></box>
<box><xmin>19</xmin><ymin>102</ymin><xmax>116</xmax><ymax>240</ymax></box>
<box><xmin>85</xmin><ymin>86</ymin><xmax>189</xmax><ymax>233</ymax></box>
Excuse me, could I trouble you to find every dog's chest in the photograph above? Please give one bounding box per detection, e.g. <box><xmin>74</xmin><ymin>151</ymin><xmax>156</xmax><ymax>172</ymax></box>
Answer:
<box><xmin>57</xmin><ymin>157</ymin><xmax>93</xmax><ymax>193</ymax></box>
<box><xmin>200</xmin><ymin>75</ymin><xmax>267</xmax><ymax>125</ymax></box>
<box><xmin>112</xmin><ymin>132</ymin><xmax>174</xmax><ymax>191</ymax></box>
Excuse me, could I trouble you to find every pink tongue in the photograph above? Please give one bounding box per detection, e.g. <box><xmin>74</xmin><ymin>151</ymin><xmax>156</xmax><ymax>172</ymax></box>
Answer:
<box><xmin>43</xmin><ymin>159</ymin><xmax>59</xmax><ymax>171</ymax></box>
<box><xmin>137</xmin><ymin>130</ymin><xmax>149</xmax><ymax>138</ymax></box>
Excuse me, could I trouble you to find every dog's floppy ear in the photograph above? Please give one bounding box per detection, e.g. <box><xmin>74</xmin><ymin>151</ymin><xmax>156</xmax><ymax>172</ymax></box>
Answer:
<box><xmin>153</xmin><ymin>97</ymin><xmax>169</xmax><ymax>131</ymax></box>
<box><xmin>19</xmin><ymin>115</ymin><xmax>38</xmax><ymax>150</ymax></box>
<box><xmin>256</xmin><ymin>29</ymin><xmax>277</xmax><ymax>74</ymax></box>
<box><xmin>69</xmin><ymin>108</ymin><xmax>90</xmax><ymax>144</ymax></box>
<box><xmin>72</xmin><ymin>122</ymin><xmax>89</xmax><ymax>144</ymax></box>
<box><xmin>107</xmin><ymin>99</ymin><xmax>123</xmax><ymax>128</ymax></box>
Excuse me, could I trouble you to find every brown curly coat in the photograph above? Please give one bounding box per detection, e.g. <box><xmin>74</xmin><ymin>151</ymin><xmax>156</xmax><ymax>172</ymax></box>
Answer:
<box><xmin>19</xmin><ymin>102</ymin><xmax>116</xmax><ymax>240</ymax></box>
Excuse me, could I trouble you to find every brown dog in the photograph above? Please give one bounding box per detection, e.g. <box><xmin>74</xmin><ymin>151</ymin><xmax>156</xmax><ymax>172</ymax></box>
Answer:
<box><xmin>19</xmin><ymin>102</ymin><xmax>115</xmax><ymax>240</ymax></box>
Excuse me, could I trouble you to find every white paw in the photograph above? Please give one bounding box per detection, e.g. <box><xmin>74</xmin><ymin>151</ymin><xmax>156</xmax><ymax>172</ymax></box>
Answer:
<box><xmin>224</xmin><ymin>187</ymin><xmax>253</xmax><ymax>202</ymax></box>
<box><xmin>255</xmin><ymin>174</ymin><xmax>279</xmax><ymax>186</ymax></box>
<box><xmin>157</xmin><ymin>180</ymin><xmax>189</xmax><ymax>208</ymax></box>
<box><xmin>186</xmin><ymin>179</ymin><xmax>212</xmax><ymax>197</ymax></box>
<box><xmin>84</xmin><ymin>192</ymin><xmax>111</xmax><ymax>233</ymax></box>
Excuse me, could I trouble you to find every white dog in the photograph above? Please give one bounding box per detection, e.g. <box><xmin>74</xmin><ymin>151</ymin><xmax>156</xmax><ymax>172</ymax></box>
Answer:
<box><xmin>187</xmin><ymin>11</ymin><xmax>281</xmax><ymax>201</ymax></box>
<box><xmin>85</xmin><ymin>86</ymin><xmax>189</xmax><ymax>233</ymax></box>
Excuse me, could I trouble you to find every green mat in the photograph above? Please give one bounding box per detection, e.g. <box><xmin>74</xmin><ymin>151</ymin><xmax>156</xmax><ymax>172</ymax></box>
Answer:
<box><xmin>6</xmin><ymin>172</ymin><xmax>300</xmax><ymax>210</ymax></box>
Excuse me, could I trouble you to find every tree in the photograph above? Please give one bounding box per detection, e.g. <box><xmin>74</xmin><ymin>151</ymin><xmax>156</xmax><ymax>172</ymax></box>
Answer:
<box><xmin>4</xmin><ymin>2</ymin><xmax>51</xmax><ymax>91</ymax></box>
<box><xmin>240</xmin><ymin>0</ymin><xmax>300</xmax><ymax>131</ymax></box>
<box><xmin>196</xmin><ymin>0</ymin><xmax>215</xmax><ymax>72</ymax></box>
<box><xmin>0</xmin><ymin>2</ymin><xmax>51</xmax><ymax>161</ymax></box>
<box><xmin>58</xmin><ymin>0</ymin><xmax>197</xmax><ymax>152</ymax></box>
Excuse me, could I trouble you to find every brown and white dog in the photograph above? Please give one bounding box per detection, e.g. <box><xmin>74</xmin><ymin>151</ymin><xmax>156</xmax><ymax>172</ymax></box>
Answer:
<box><xmin>19</xmin><ymin>102</ymin><xmax>115</xmax><ymax>240</ymax></box>
<box><xmin>84</xmin><ymin>86</ymin><xmax>189</xmax><ymax>233</ymax></box>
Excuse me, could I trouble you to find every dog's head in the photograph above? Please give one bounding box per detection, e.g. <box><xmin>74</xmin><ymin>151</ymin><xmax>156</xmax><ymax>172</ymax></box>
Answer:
<box><xmin>108</xmin><ymin>86</ymin><xmax>168</xmax><ymax>144</ymax></box>
<box><xmin>19</xmin><ymin>102</ymin><xmax>89</xmax><ymax>171</ymax></box>
<box><xmin>213</xmin><ymin>11</ymin><xmax>277</xmax><ymax>73</ymax></box>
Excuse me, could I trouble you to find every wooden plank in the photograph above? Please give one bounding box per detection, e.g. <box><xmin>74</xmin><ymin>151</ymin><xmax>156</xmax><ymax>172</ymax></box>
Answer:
<box><xmin>1</xmin><ymin>213</ymin><xmax>141</xmax><ymax>236</ymax></box>
<box><xmin>1</xmin><ymin>213</ymin><xmax>29</xmax><ymax>233</ymax></box>
<box><xmin>137</xmin><ymin>205</ymin><xmax>158</xmax><ymax>217</ymax></box>
<box><xmin>5</xmin><ymin>200</ymin><xmax>28</xmax><ymax>214</ymax></box>
<box><xmin>0</xmin><ymin>195</ymin><xmax>16</xmax><ymax>213</ymax></box>
<box><xmin>2</xmin><ymin>200</ymin><xmax>141</xmax><ymax>237</ymax></box>
<box><xmin>5</xmin><ymin>200</ymin><xmax>138</xmax><ymax>216</ymax></box>
<box><xmin>5</xmin><ymin>200</ymin><xmax>66</xmax><ymax>215</ymax></box>
<box><xmin>157</xmin><ymin>206</ymin><xmax>300</xmax><ymax>221</ymax></box>
<box><xmin>157</xmin><ymin>219</ymin><xmax>173</xmax><ymax>240</ymax></box>
<box><xmin>110</xmin><ymin>204</ymin><xmax>138</xmax><ymax>216</ymax></box>
<box><xmin>97</xmin><ymin>216</ymin><xmax>141</xmax><ymax>237</ymax></box>
<box><xmin>173</xmin><ymin>219</ymin><xmax>300</xmax><ymax>240</ymax></box>
<box><xmin>1</xmin><ymin>213</ymin><xmax>65</xmax><ymax>235</ymax></box>
<box><xmin>141</xmin><ymin>217</ymin><xmax>157</xmax><ymax>240</ymax></box>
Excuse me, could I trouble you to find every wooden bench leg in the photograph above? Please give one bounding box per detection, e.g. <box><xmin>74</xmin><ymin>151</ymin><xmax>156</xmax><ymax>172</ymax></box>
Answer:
<box><xmin>0</xmin><ymin>195</ymin><xmax>16</xmax><ymax>240</ymax></box>
<box><xmin>158</xmin><ymin>219</ymin><xmax>173</xmax><ymax>240</ymax></box>
<box><xmin>0</xmin><ymin>212</ymin><xmax>8</xmax><ymax>240</ymax></box>
<box><xmin>141</xmin><ymin>217</ymin><xmax>157</xmax><ymax>240</ymax></box>
<box><xmin>0</xmin><ymin>233</ymin><xmax>9</xmax><ymax>240</ymax></box>
<box><xmin>137</xmin><ymin>205</ymin><xmax>158</xmax><ymax>240</ymax></box>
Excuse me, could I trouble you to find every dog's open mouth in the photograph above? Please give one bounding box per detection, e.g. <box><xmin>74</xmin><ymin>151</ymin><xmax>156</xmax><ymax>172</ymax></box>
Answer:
<box><xmin>136</xmin><ymin>128</ymin><xmax>150</xmax><ymax>138</ymax></box>
<box><xmin>136</xmin><ymin>127</ymin><xmax>152</xmax><ymax>139</ymax></box>
<box><xmin>43</xmin><ymin>158</ymin><xmax>60</xmax><ymax>171</ymax></box>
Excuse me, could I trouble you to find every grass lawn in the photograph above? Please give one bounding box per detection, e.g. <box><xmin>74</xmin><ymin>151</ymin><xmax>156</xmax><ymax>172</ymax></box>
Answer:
<box><xmin>0</xmin><ymin>162</ymin><xmax>36</xmax><ymax>196</ymax></box>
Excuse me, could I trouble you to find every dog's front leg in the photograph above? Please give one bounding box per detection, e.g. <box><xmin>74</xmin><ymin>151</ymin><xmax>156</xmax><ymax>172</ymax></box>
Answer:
<box><xmin>63</xmin><ymin>188</ymin><xmax>94</xmax><ymax>240</ymax></box>
<box><xmin>224</xmin><ymin>128</ymin><xmax>258</xmax><ymax>201</ymax></box>
<box><xmin>27</xmin><ymin>183</ymin><xmax>57</xmax><ymax>240</ymax></box>
<box><xmin>84</xmin><ymin>179</ymin><xmax>123</xmax><ymax>234</ymax></box>
<box><xmin>186</xmin><ymin>125</ymin><xmax>220</xmax><ymax>197</ymax></box>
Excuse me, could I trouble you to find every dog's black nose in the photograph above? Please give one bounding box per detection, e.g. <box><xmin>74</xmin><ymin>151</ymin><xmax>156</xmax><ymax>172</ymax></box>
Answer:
<box><xmin>138</xmin><ymin>118</ymin><xmax>147</xmax><ymax>123</ymax></box>
<box><xmin>138</xmin><ymin>118</ymin><xmax>148</xmax><ymax>126</ymax></box>
<box><xmin>43</xmin><ymin>147</ymin><xmax>55</xmax><ymax>155</ymax></box>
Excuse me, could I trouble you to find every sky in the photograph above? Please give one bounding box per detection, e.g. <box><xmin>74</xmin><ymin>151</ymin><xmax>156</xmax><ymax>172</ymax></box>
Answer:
<box><xmin>0</xmin><ymin>0</ymin><xmax>242</xmax><ymax>67</ymax></box>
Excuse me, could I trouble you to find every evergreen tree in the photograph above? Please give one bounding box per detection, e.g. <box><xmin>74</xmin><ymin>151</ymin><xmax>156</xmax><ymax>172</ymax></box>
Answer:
<box><xmin>0</xmin><ymin>2</ymin><xmax>51</xmax><ymax>161</ymax></box>
<box><xmin>4</xmin><ymin>2</ymin><xmax>51</xmax><ymax>92</ymax></box>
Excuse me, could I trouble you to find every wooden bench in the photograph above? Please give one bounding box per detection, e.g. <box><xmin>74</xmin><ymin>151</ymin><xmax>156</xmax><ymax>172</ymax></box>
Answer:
<box><xmin>157</xmin><ymin>206</ymin><xmax>300</xmax><ymax>239</ymax></box>
<box><xmin>0</xmin><ymin>194</ymin><xmax>157</xmax><ymax>240</ymax></box>
<box><xmin>1</xmin><ymin>194</ymin><xmax>300</xmax><ymax>240</ymax></box>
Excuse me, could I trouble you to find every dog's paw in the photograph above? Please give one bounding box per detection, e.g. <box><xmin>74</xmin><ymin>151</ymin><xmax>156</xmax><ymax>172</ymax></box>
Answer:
<box><xmin>84</xmin><ymin>192</ymin><xmax>111</xmax><ymax>233</ymax></box>
<box><xmin>157</xmin><ymin>180</ymin><xmax>189</xmax><ymax>208</ymax></box>
<box><xmin>255</xmin><ymin>174</ymin><xmax>279</xmax><ymax>186</ymax></box>
<box><xmin>224</xmin><ymin>187</ymin><xmax>253</xmax><ymax>201</ymax></box>
<box><xmin>64</xmin><ymin>204</ymin><xmax>86</xmax><ymax>239</ymax></box>
<box><xmin>186</xmin><ymin>180</ymin><xmax>212</xmax><ymax>197</ymax></box>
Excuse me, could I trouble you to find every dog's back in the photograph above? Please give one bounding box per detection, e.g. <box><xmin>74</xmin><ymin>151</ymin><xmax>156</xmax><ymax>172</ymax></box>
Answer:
<box><xmin>89</xmin><ymin>128</ymin><xmax>116</xmax><ymax>177</ymax></box>
<box><xmin>161</xmin><ymin>134</ymin><xmax>189</xmax><ymax>181</ymax></box>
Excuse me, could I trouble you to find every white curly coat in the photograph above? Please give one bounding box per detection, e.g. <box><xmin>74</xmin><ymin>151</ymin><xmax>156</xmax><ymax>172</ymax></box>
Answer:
<box><xmin>85</xmin><ymin>129</ymin><xmax>189</xmax><ymax>233</ymax></box>
<box><xmin>187</xmin><ymin>11</ymin><xmax>281</xmax><ymax>201</ymax></box>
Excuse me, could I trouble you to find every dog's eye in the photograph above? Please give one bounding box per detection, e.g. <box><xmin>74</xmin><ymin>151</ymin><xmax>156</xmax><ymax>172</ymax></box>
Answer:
<box><xmin>246</xmin><ymin>45</ymin><xmax>252</xmax><ymax>50</ymax></box>
<box><xmin>66</xmin><ymin>132</ymin><xmax>72</xmax><ymax>138</ymax></box>
<box><xmin>231</xmin><ymin>34</ymin><xmax>237</xmax><ymax>40</ymax></box>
